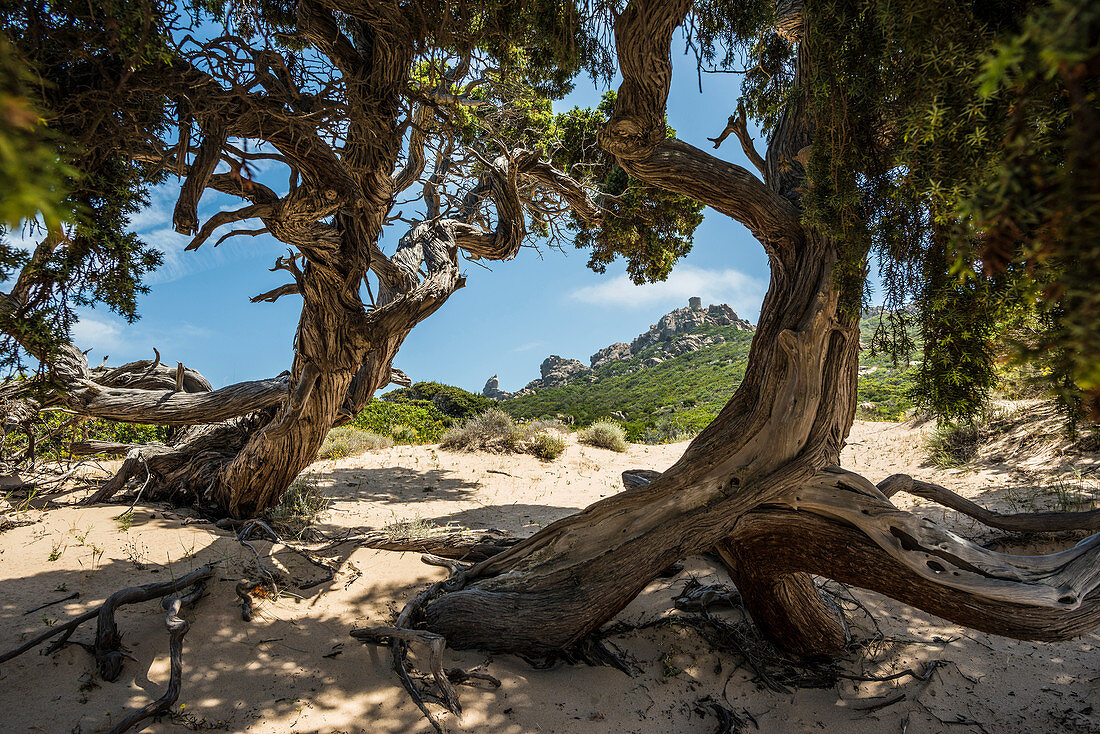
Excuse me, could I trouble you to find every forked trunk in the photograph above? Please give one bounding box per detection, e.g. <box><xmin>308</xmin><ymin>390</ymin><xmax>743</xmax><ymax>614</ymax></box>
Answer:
<box><xmin>423</xmin><ymin>236</ymin><xmax>862</xmax><ymax>654</ymax></box>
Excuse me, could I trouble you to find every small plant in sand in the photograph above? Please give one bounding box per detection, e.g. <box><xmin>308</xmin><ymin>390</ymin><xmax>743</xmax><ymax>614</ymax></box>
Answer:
<box><xmin>269</xmin><ymin>478</ymin><xmax>331</xmax><ymax>538</ymax></box>
<box><xmin>925</xmin><ymin>405</ymin><xmax>1015</xmax><ymax>468</ymax></box>
<box><xmin>527</xmin><ymin>430</ymin><xmax>566</xmax><ymax>460</ymax></box>
<box><xmin>318</xmin><ymin>426</ymin><xmax>393</xmax><ymax>460</ymax></box>
<box><xmin>114</xmin><ymin>510</ymin><xmax>134</xmax><ymax>532</ymax></box>
<box><xmin>578</xmin><ymin>420</ymin><xmax>628</xmax><ymax>452</ymax></box>
<box><xmin>926</xmin><ymin>422</ymin><xmax>981</xmax><ymax>468</ymax></box>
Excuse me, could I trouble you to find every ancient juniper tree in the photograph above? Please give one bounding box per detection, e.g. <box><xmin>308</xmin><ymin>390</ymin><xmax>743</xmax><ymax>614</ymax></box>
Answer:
<box><xmin>0</xmin><ymin>1</ymin><xmax>703</xmax><ymax>516</ymax></box>
<box><xmin>363</xmin><ymin>0</ymin><xmax>1100</xmax><ymax>671</ymax></box>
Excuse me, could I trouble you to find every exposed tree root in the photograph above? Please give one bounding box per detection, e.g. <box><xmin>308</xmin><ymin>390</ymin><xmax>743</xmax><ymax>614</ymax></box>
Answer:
<box><xmin>103</xmin><ymin>582</ymin><xmax>207</xmax><ymax>734</ymax></box>
<box><xmin>351</xmin><ymin>554</ymin><xmax>472</xmax><ymax>734</ymax></box>
<box><xmin>0</xmin><ymin>565</ymin><xmax>214</xmax><ymax>676</ymax></box>
<box><xmin>230</xmin><ymin>518</ymin><xmax>339</xmax><ymax>618</ymax></box>
<box><xmin>878</xmin><ymin>473</ymin><xmax>1100</xmax><ymax>532</ymax></box>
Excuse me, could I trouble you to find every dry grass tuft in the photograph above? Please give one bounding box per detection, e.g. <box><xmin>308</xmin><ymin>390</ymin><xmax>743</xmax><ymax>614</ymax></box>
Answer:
<box><xmin>269</xmin><ymin>477</ymin><xmax>331</xmax><ymax>538</ymax></box>
<box><xmin>441</xmin><ymin>409</ymin><xmax>567</xmax><ymax>460</ymax></box>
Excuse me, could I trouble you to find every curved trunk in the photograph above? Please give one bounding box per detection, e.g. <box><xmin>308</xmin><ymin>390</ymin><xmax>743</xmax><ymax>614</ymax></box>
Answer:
<box><xmin>423</xmin><ymin>236</ymin><xmax>862</xmax><ymax>654</ymax></box>
<box><xmin>214</xmin><ymin>266</ymin><xmax>372</xmax><ymax>517</ymax></box>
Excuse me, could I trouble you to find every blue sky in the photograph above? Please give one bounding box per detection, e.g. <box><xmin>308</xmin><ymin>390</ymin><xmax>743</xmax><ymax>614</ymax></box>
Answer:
<box><xmin>64</xmin><ymin>52</ymin><xmax>780</xmax><ymax>394</ymax></box>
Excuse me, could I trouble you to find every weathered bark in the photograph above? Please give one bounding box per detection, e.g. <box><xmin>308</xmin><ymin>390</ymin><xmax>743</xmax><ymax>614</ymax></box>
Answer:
<box><xmin>423</xmin><ymin>236</ymin><xmax>859</xmax><ymax>655</ymax></box>
<box><xmin>413</xmin><ymin>0</ymin><xmax>1100</xmax><ymax>667</ymax></box>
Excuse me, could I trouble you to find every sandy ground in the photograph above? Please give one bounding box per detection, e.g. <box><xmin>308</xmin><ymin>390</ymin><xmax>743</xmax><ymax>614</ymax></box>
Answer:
<box><xmin>1</xmin><ymin>420</ymin><xmax>1098</xmax><ymax>734</ymax></box>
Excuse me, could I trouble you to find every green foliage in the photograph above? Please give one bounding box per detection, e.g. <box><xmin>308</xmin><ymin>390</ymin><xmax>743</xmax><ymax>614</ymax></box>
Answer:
<box><xmin>0</xmin><ymin>35</ymin><xmax>75</xmax><ymax>230</ymax></box>
<box><xmin>383</xmin><ymin>382</ymin><xmax>493</xmax><ymax>421</ymax></box>
<box><xmin>389</xmin><ymin>424</ymin><xmax>420</xmax><ymax>444</ymax></box>
<box><xmin>318</xmin><ymin>426</ymin><xmax>393</xmax><ymax>460</ymax></box>
<box><xmin>968</xmin><ymin>0</ymin><xmax>1100</xmax><ymax>419</ymax></box>
<box><xmin>350</xmin><ymin>399</ymin><xmax>449</xmax><ymax>443</ymax></box>
<box><xmin>577</xmin><ymin>419</ymin><xmax>627</xmax><ymax>452</ymax></box>
<box><xmin>0</xmin><ymin>0</ymin><xmax>173</xmax><ymax>372</ymax></box>
<box><xmin>544</xmin><ymin>92</ymin><xmax>705</xmax><ymax>283</ymax></box>
<box><xmin>3</xmin><ymin>412</ymin><xmax>166</xmax><ymax>461</ymax></box>
<box><xmin>793</xmin><ymin>0</ymin><xmax>1100</xmax><ymax>422</ymax></box>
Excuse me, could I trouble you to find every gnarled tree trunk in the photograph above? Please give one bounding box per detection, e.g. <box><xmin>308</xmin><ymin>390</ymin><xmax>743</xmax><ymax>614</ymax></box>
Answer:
<box><xmin>413</xmin><ymin>0</ymin><xmax>1100</xmax><ymax>662</ymax></box>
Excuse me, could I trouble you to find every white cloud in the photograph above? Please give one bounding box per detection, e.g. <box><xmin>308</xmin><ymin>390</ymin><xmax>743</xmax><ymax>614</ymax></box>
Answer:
<box><xmin>511</xmin><ymin>341</ymin><xmax>545</xmax><ymax>353</ymax></box>
<box><xmin>71</xmin><ymin>315</ymin><xmax>124</xmax><ymax>353</ymax></box>
<box><xmin>567</xmin><ymin>265</ymin><xmax>766</xmax><ymax>319</ymax></box>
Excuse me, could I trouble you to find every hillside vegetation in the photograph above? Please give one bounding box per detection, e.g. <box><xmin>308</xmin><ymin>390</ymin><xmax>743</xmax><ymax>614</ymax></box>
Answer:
<box><xmin>502</xmin><ymin>315</ymin><xmax>919</xmax><ymax>441</ymax></box>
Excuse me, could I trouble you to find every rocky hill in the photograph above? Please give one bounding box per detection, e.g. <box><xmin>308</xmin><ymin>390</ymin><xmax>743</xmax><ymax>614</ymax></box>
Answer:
<box><xmin>483</xmin><ymin>298</ymin><xmax>754</xmax><ymax>400</ymax></box>
<box><xmin>486</xmin><ymin>304</ymin><xmax>917</xmax><ymax>442</ymax></box>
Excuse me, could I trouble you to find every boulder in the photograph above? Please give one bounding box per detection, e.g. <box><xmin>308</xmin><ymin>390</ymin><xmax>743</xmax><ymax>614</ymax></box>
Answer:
<box><xmin>538</xmin><ymin>355</ymin><xmax>591</xmax><ymax>388</ymax></box>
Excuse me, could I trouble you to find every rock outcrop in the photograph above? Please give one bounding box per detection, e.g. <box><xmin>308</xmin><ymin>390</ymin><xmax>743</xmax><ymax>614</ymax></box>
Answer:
<box><xmin>482</xmin><ymin>375</ymin><xmax>513</xmax><ymax>401</ymax></box>
<box><xmin>590</xmin><ymin>342</ymin><xmax>632</xmax><ymax>369</ymax></box>
<box><xmin>485</xmin><ymin>298</ymin><xmax>756</xmax><ymax>399</ymax></box>
<box><xmin>510</xmin><ymin>355</ymin><xmax>594</xmax><ymax>395</ymax></box>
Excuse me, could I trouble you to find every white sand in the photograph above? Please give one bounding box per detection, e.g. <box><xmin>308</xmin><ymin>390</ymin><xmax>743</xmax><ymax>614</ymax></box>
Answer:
<box><xmin>1</xmin><ymin>421</ymin><xmax>1097</xmax><ymax>733</ymax></box>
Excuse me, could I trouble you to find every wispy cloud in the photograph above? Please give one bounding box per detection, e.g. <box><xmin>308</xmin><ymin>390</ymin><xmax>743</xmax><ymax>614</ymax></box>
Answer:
<box><xmin>71</xmin><ymin>314</ymin><xmax>125</xmax><ymax>355</ymax></box>
<box><xmin>69</xmin><ymin>310</ymin><xmax>216</xmax><ymax>364</ymax></box>
<box><xmin>567</xmin><ymin>265</ymin><xmax>766</xmax><ymax>320</ymax></box>
<box><xmin>128</xmin><ymin>184</ymin><xmax>276</xmax><ymax>286</ymax></box>
<box><xmin>511</xmin><ymin>341</ymin><xmax>545</xmax><ymax>353</ymax></box>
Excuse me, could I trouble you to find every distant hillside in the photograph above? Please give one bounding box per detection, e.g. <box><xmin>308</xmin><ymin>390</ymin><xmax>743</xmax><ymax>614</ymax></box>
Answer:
<box><xmin>492</xmin><ymin>299</ymin><xmax>919</xmax><ymax>441</ymax></box>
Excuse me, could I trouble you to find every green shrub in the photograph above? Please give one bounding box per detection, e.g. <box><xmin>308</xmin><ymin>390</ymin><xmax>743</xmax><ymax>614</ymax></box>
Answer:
<box><xmin>640</xmin><ymin>418</ymin><xmax>697</xmax><ymax>445</ymax></box>
<box><xmin>578</xmin><ymin>420</ymin><xmax>628</xmax><ymax>452</ymax></box>
<box><xmin>318</xmin><ymin>426</ymin><xmax>392</xmax><ymax>460</ymax></box>
<box><xmin>351</xmin><ymin>399</ymin><xmax>448</xmax><ymax>442</ymax></box>
<box><xmin>383</xmin><ymin>381</ymin><xmax>492</xmax><ymax>420</ymax></box>
<box><xmin>269</xmin><ymin>477</ymin><xmax>330</xmax><ymax>538</ymax></box>
<box><xmin>528</xmin><ymin>430</ymin><xmax>566</xmax><ymax>460</ymax></box>
<box><xmin>389</xmin><ymin>423</ymin><xmax>419</xmax><ymax>443</ymax></box>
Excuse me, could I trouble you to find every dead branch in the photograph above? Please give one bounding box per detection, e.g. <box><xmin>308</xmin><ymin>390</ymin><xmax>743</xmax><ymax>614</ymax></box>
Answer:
<box><xmin>707</xmin><ymin>102</ymin><xmax>767</xmax><ymax>177</ymax></box>
<box><xmin>877</xmin><ymin>473</ymin><xmax>1100</xmax><ymax>533</ymax></box>
<box><xmin>174</xmin><ymin>120</ymin><xmax>228</xmax><ymax>235</ymax></box>
<box><xmin>325</xmin><ymin>528</ymin><xmax>519</xmax><ymax>562</ymax></box>
<box><xmin>66</xmin><ymin>374</ymin><xmax>289</xmax><ymax>425</ymax></box>
<box><xmin>250</xmin><ymin>283</ymin><xmax>301</xmax><ymax>303</ymax></box>
<box><xmin>0</xmin><ymin>565</ymin><xmax>215</xmax><ymax>671</ymax></box>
